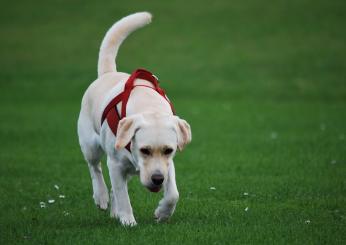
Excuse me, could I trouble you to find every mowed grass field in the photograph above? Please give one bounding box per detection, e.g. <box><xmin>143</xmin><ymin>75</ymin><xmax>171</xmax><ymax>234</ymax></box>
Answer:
<box><xmin>1</xmin><ymin>0</ymin><xmax>346</xmax><ymax>244</ymax></box>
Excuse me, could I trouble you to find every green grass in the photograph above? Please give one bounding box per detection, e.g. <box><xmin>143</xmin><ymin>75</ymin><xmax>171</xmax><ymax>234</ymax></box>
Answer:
<box><xmin>1</xmin><ymin>0</ymin><xmax>346</xmax><ymax>244</ymax></box>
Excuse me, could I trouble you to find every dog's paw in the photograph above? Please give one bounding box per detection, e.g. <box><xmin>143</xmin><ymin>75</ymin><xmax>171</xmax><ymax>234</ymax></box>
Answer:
<box><xmin>154</xmin><ymin>195</ymin><xmax>178</xmax><ymax>222</ymax></box>
<box><xmin>93</xmin><ymin>189</ymin><xmax>109</xmax><ymax>210</ymax></box>
<box><xmin>154</xmin><ymin>206</ymin><xmax>174</xmax><ymax>223</ymax></box>
<box><xmin>119</xmin><ymin>214</ymin><xmax>137</xmax><ymax>227</ymax></box>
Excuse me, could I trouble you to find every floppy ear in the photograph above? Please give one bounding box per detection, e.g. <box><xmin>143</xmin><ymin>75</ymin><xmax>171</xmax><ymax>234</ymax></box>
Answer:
<box><xmin>175</xmin><ymin>117</ymin><xmax>192</xmax><ymax>151</ymax></box>
<box><xmin>115</xmin><ymin>114</ymin><xmax>143</xmax><ymax>150</ymax></box>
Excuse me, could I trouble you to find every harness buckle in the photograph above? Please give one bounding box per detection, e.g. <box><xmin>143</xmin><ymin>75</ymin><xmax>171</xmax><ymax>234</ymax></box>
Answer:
<box><xmin>152</xmin><ymin>74</ymin><xmax>159</xmax><ymax>82</ymax></box>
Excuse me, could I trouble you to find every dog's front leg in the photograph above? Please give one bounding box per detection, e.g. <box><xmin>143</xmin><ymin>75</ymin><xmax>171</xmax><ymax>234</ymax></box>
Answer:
<box><xmin>155</xmin><ymin>162</ymin><xmax>179</xmax><ymax>222</ymax></box>
<box><xmin>107</xmin><ymin>157</ymin><xmax>137</xmax><ymax>226</ymax></box>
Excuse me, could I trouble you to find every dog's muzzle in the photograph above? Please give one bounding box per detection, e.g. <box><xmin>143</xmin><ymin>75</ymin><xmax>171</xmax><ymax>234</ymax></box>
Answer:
<box><xmin>147</xmin><ymin>173</ymin><xmax>164</xmax><ymax>192</ymax></box>
<box><xmin>148</xmin><ymin>185</ymin><xmax>162</xmax><ymax>193</ymax></box>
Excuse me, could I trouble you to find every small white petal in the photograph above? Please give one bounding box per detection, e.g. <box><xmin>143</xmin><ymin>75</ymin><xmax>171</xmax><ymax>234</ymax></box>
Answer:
<box><xmin>54</xmin><ymin>184</ymin><xmax>59</xmax><ymax>190</ymax></box>
<box><xmin>305</xmin><ymin>220</ymin><xmax>311</xmax><ymax>224</ymax></box>
<box><xmin>210</xmin><ymin>187</ymin><xmax>216</xmax><ymax>190</ymax></box>
<box><xmin>245</xmin><ymin>207</ymin><xmax>249</xmax><ymax>212</ymax></box>
<box><xmin>270</xmin><ymin>132</ymin><xmax>278</xmax><ymax>139</ymax></box>
<box><xmin>48</xmin><ymin>199</ymin><xmax>55</xmax><ymax>204</ymax></box>
<box><xmin>59</xmin><ymin>195</ymin><xmax>65</xmax><ymax>199</ymax></box>
<box><xmin>243</xmin><ymin>192</ymin><xmax>249</xmax><ymax>196</ymax></box>
<box><xmin>40</xmin><ymin>202</ymin><xmax>46</xmax><ymax>208</ymax></box>
<box><xmin>320</xmin><ymin>123</ymin><xmax>326</xmax><ymax>131</ymax></box>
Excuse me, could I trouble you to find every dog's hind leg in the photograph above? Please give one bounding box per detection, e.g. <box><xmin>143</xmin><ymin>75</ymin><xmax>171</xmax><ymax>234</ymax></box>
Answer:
<box><xmin>78</xmin><ymin>116</ymin><xmax>109</xmax><ymax>210</ymax></box>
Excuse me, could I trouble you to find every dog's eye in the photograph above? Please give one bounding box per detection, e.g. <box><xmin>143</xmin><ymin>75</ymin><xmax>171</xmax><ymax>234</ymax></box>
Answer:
<box><xmin>140</xmin><ymin>148</ymin><xmax>151</xmax><ymax>156</ymax></box>
<box><xmin>163</xmin><ymin>148</ymin><xmax>173</xmax><ymax>155</ymax></box>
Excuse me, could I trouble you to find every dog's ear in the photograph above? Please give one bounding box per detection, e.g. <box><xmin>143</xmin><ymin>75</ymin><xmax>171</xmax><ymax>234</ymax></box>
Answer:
<box><xmin>174</xmin><ymin>117</ymin><xmax>192</xmax><ymax>151</ymax></box>
<box><xmin>115</xmin><ymin>114</ymin><xmax>144</xmax><ymax>150</ymax></box>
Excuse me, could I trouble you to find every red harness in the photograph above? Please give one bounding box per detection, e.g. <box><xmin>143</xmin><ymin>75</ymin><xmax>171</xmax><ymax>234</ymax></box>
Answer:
<box><xmin>101</xmin><ymin>68</ymin><xmax>175</xmax><ymax>151</ymax></box>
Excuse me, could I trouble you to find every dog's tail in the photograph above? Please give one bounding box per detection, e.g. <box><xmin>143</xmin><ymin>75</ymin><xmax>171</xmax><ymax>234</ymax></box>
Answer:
<box><xmin>97</xmin><ymin>12</ymin><xmax>152</xmax><ymax>77</ymax></box>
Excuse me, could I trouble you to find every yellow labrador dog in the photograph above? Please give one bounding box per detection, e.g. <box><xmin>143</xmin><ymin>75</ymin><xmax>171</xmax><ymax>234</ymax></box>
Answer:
<box><xmin>77</xmin><ymin>12</ymin><xmax>191</xmax><ymax>226</ymax></box>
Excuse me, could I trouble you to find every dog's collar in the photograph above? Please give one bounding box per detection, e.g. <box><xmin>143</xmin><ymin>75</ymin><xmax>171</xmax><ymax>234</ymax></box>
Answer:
<box><xmin>101</xmin><ymin>68</ymin><xmax>176</xmax><ymax>153</ymax></box>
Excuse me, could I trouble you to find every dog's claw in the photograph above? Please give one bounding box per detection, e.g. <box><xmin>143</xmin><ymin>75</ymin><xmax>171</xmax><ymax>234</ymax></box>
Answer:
<box><xmin>97</xmin><ymin>204</ymin><xmax>108</xmax><ymax>210</ymax></box>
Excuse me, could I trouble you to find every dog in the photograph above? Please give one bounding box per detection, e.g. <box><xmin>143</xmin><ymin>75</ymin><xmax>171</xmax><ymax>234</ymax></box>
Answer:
<box><xmin>77</xmin><ymin>12</ymin><xmax>192</xmax><ymax>226</ymax></box>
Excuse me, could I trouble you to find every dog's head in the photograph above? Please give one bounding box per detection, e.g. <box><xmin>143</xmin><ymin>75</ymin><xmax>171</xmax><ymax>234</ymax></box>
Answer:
<box><xmin>114</xmin><ymin>113</ymin><xmax>191</xmax><ymax>192</ymax></box>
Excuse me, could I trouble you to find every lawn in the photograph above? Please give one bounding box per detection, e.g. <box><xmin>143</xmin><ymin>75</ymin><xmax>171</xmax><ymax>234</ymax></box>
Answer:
<box><xmin>1</xmin><ymin>0</ymin><xmax>346</xmax><ymax>244</ymax></box>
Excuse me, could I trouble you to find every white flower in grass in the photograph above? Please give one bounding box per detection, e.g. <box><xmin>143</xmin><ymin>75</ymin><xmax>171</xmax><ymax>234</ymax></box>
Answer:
<box><xmin>40</xmin><ymin>202</ymin><xmax>46</xmax><ymax>208</ymax></box>
<box><xmin>48</xmin><ymin>199</ymin><xmax>55</xmax><ymax>204</ymax></box>
<box><xmin>244</xmin><ymin>207</ymin><xmax>249</xmax><ymax>212</ymax></box>
<box><xmin>305</xmin><ymin>220</ymin><xmax>311</xmax><ymax>224</ymax></box>
<box><xmin>210</xmin><ymin>187</ymin><xmax>216</xmax><ymax>190</ymax></box>
<box><xmin>320</xmin><ymin>123</ymin><xmax>326</xmax><ymax>131</ymax></box>
<box><xmin>54</xmin><ymin>184</ymin><xmax>59</xmax><ymax>190</ymax></box>
<box><xmin>270</xmin><ymin>132</ymin><xmax>278</xmax><ymax>140</ymax></box>
<box><xmin>243</xmin><ymin>192</ymin><xmax>249</xmax><ymax>196</ymax></box>
<box><xmin>59</xmin><ymin>194</ymin><xmax>65</xmax><ymax>199</ymax></box>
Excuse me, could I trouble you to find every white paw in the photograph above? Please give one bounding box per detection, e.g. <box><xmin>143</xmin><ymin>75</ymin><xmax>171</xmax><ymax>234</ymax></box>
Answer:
<box><xmin>154</xmin><ymin>205</ymin><xmax>175</xmax><ymax>222</ymax></box>
<box><xmin>93</xmin><ymin>189</ymin><xmax>109</xmax><ymax>210</ymax></box>
<box><xmin>119</xmin><ymin>214</ymin><xmax>137</xmax><ymax>227</ymax></box>
<box><xmin>154</xmin><ymin>195</ymin><xmax>178</xmax><ymax>222</ymax></box>
<box><xmin>109</xmin><ymin>192</ymin><xmax>136</xmax><ymax>226</ymax></box>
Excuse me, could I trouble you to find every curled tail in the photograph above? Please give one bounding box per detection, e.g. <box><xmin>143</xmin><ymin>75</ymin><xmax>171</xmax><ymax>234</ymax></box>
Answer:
<box><xmin>97</xmin><ymin>12</ymin><xmax>152</xmax><ymax>77</ymax></box>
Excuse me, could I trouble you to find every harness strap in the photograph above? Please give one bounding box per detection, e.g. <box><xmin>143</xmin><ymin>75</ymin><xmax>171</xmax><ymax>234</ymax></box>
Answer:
<box><xmin>100</xmin><ymin>68</ymin><xmax>175</xmax><ymax>153</ymax></box>
<box><xmin>101</xmin><ymin>94</ymin><xmax>122</xmax><ymax>124</ymax></box>
<box><xmin>120</xmin><ymin>69</ymin><xmax>175</xmax><ymax>118</ymax></box>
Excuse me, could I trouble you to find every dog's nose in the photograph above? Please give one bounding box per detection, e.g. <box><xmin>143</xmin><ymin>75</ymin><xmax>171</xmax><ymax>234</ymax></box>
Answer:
<box><xmin>151</xmin><ymin>174</ymin><xmax>164</xmax><ymax>185</ymax></box>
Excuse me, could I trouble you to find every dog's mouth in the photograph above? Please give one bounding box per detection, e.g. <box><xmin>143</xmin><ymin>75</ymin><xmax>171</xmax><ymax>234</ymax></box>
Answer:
<box><xmin>147</xmin><ymin>185</ymin><xmax>162</xmax><ymax>193</ymax></box>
